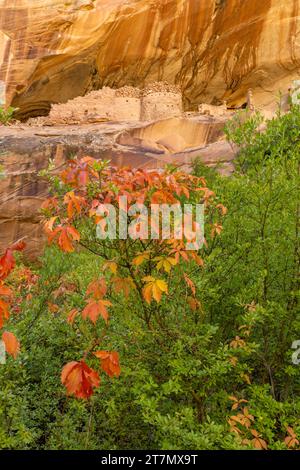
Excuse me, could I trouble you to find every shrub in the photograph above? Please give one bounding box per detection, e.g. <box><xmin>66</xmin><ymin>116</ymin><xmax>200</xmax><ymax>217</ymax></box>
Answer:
<box><xmin>0</xmin><ymin>106</ymin><xmax>299</xmax><ymax>449</ymax></box>
<box><xmin>0</xmin><ymin>106</ymin><xmax>18</xmax><ymax>125</ymax></box>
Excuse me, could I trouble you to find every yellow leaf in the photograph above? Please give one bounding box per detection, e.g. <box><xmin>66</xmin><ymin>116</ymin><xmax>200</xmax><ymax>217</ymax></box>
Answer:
<box><xmin>133</xmin><ymin>252</ymin><xmax>150</xmax><ymax>266</ymax></box>
<box><xmin>156</xmin><ymin>280</ymin><xmax>168</xmax><ymax>292</ymax></box>
<box><xmin>142</xmin><ymin>277</ymin><xmax>168</xmax><ymax>304</ymax></box>
<box><xmin>155</xmin><ymin>256</ymin><xmax>177</xmax><ymax>273</ymax></box>
<box><xmin>103</xmin><ymin>261</ymin><xmax>118</xmax><ymax>275</ymax></box>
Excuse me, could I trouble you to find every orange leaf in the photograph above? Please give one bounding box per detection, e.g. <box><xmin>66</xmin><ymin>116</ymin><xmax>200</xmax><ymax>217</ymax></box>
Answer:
<box><xmin>189</xmin><ymin>252</ymin><xmax>204</xmax><ymax>267</ymax></box>
<box><xmin>67</xmin><ymin>308</ymin><xmax>79</xmax><ymax>325</ymax></box>
<box><xmin>48</xmin><ymin>225</ymin><xmax>80</xmax><ymax>252</ymax></box>
<box><xmin>211</xmin><ymin>223</ymin><xmax>223</xmax><ymax>238</ymax></box>
<box><xmin>287</xmin><ymin>426</ymin><xmax>297</xmax><ymax>438</ymax></box>
<box><xmin>82</xmin><ymin>300</ymin><xmax>111</xmax><ymax>324</ymax></box>
<box><xmin>229</xmin><ymin>396</ymin><xmax>238</xmax><ymax>402</ymax></box>
<box><xmin>2</xmin><ymin>331</ymin><xmax>20</xmax><ymax>359</ymax></box>
<box><xmin>64</xmin><ymin>191</ymin><xmax>85</xmax><ymax>219</ymax></box>
<box><xmin>183</xmin><ymin>273</ymin><xmax>196</xmax><ymax>296</ymax></box>
<box><xmin>112</xmin><ymin>277</ymin><xmax>135</xmax><ymax>298</ymax></box>
<box><xmin>44</xmin><ymin>216</ymin><xmax>58</xmax><ymax>234</ymax></box>
<box><xmin>251</xmin><ymin>436</ymin><xmax>268</xmax><ymax>450</ymax></box>
<box><xmin>230</xmin><ymin>336</ymin><xmax>246</xmax><ymax>349</ymax></box>
<box><xmin>285</xmin><ymin>436</ymin><xmax>300</xmax><ymax>449</ymax></box>
<box><xmin>0</xmin><ymin>298</ymin><xmax>10</xmax><ymax>329</ymax></box>
<box><xmin>142</xmin><ymin>277</ymin><xmax>168</xmax><ymax>304</ymax></box>
<box><xmin>0</xmin><ymin>284</ymin><xmax>13</xmax><ymax>297</ymax></box>
<box><xmin>0</xmin><ymin>249</ymin><xmax>15</xmax><ymax>281</ymax></box>
<box><xmin>102</xmin><ymin>261</ymin><xmax>118</xmax><ymax>275</ymax></box>
<box><xmin>133</xmin><ymin>252</ymin><xmax>150</xmax><ymax>267</ymax></box>
<box><xmin>187</xmin><ymin>296</ymin><xmax>201</xmax><ymax>311</ymax></box>
<box><xmin>216</xmin><ymin>204</ymin><xmax>228</xmax><ymax>215</ymax></box>
<box><xmin>48</xmin><ymin>302</ymin><xmax>59</xmax><ymax>313</ymax></box>
<box><xmin>284</xmin><ymin>427</ymin><xmax>299</xmax><ymax>448</ymax></box>
<box><xmin>94</xmin><ymin>351</ymin><xmax>121</xmax><ymax>378</ymax></box>
<box><xmin>86</xmin><ymin>278</ymin><xmax>107</xmax><ymax>300</ymax></box>
<box><xmin>61</xmin><ymin>360</ymin><xmax>100</xmax><ymax>399</ymax></box>
<box><xmin>229</xmin><ymin>356</ymin><xmax>238</xmax><ymax>367</ymax></box>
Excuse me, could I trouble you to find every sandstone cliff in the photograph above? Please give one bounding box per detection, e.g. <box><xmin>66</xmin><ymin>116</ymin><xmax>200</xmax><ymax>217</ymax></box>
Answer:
<box><xmin>0</xmin><ymin>116</ymin><xmax>235</xmax><ymax>257</ymax></box>
<box><xmin>1</xmin><ymin>0</ymin><xmax>300</xmax><ymax>118</ymax></box>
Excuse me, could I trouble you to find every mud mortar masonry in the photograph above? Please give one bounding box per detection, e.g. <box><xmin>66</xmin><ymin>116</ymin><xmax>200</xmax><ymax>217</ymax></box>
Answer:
<box><xmin>28</xmin><ymin>83</ymin><xmax>183</xmax><ymax>125</ymax></box>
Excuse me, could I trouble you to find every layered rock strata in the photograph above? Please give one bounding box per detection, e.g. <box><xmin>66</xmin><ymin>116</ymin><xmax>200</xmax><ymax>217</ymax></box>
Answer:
<box><xmin>1</xmin><ymin>0</ymin><xmax>300</xmax><ymax>118</ymax></box>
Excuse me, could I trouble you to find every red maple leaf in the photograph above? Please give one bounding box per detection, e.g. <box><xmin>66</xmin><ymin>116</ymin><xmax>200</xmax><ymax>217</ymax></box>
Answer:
<box><xmin>61</xmin><ymin>360</ymin><xmax>100</xmax><ymax>399</ymax></box>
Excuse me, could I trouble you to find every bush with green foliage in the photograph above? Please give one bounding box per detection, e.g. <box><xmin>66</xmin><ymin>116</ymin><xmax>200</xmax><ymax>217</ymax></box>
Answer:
<box><xmin>0</xmin><ymin>106</ymin><xmax>299</xmax><ymax>450</ymax></box>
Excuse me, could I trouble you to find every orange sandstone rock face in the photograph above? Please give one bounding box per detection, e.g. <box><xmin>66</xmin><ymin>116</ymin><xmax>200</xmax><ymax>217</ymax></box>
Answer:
<box><xmin>1</xmin><ymin>0</ymin><xmax>300</xmax><ymax>118</ymax></box>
